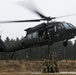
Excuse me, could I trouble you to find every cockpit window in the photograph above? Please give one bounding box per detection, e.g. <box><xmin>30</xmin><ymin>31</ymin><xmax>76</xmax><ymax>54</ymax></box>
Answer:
<box><xmin>58</xmin><ymin>23</ymin><xmax>64</xmax><ymax>29</ymax></box>
<box><xmin>67</xmin><ymin>23</ymin><xmax>74</xmax><ymax>28</ymax></box>
<box><xmin>58</xmin><ymin>25</ymin><xmax>62</xmax><ymax>29</ymax></box>
<box><xmin>63</xmin><ymin>22</ymin><xmax>71</xmax><ymax>29</ymax></box>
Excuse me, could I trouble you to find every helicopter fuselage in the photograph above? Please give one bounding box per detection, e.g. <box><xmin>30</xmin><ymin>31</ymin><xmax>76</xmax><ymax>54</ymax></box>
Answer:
<box><xmin>21</xmin><ymin>21</ymin><xmax>76</xmax><ymax>48</ymax></box>
<box><xmin>0</xmin><ymin>21</ymin><xmax>76</xmax><ymax>52</ymax></box>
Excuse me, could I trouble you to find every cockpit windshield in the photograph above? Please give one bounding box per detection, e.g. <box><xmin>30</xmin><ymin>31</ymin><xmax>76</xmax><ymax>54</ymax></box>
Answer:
<box><xmin>63</xmin><ymin>22</ymin><xmax>74</xmax><ymax>29</ymax></box>
<box><xmin>63</xmin><ymin>22</ymin><xmax>71</xmax><ymax>29</ymax></box>
<box><xmin>67</xmin><ymin>23</ymin><xmax>74</xmax><ymax>28</ymax></box>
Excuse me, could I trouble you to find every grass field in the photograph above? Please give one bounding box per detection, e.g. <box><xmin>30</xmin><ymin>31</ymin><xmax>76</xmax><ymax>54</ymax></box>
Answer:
<box><xmin>0</xmin><ymin>60</ymin><xmax>75</xmax><ymax>75</ymax></box>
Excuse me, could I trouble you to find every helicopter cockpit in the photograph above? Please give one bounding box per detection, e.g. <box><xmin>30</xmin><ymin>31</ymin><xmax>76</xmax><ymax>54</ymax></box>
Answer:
<box><xmin>56</xmin><ymin>22</ymin><xmax>74</xmax><ymax>30</ymax></box>
<box><xmin>63</xmin><ymin>22</ymin><xmax>74</xmax><ymax>29</ymax></box>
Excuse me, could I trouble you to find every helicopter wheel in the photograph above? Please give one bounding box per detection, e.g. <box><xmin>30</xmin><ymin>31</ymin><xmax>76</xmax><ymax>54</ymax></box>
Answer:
<box><xmin>63</xmin><ymin>40</ymin><xmax>68</xmax><ymax>47</ymax></box>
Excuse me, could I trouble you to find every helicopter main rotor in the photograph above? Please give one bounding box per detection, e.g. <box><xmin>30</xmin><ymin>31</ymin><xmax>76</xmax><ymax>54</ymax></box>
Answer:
<box><xmin>0</xmin><ymin>1</ymin><xmax>76</xmax><ymax>23</ymax></box>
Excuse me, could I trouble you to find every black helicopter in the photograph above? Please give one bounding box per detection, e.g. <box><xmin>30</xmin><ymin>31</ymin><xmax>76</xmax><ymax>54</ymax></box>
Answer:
<box><xmin>0</xmin><ymin>2</ymin><xmax>76</xmax><ymax>53</ymax></box>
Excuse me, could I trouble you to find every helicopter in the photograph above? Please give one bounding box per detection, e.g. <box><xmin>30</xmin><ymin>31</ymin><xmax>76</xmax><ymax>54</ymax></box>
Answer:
<box><xmin>0</xmin><ymin>2</ymin><xmax>76</xmax><ymax>53</ymax></box>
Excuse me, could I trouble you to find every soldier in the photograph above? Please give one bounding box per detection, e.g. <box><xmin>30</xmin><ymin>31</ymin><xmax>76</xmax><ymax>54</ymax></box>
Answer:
<box><xmin>42</xmin><ymin>59</ymin><xmax>47</xmax><ymax>73</ymax></box>
<box><xmin>42</xmin><ymin>58</ymin><xmax>51</xmax><ymax>73</ymax></box>
<box><xmin>49</xmin><ymin>52</ymin><xmax>59</xmax><ymax>73</ymax></box>
<box><xmin>42</xmin><ymin>52</ymin><xmax>59</xmax><ymax>73</ymax></box>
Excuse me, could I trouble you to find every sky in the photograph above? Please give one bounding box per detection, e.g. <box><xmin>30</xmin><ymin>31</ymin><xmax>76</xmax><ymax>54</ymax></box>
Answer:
<box><xmin>0</xmin><ymin>0</ymin><xmax>76</xmax><ymax>40</ymax></box>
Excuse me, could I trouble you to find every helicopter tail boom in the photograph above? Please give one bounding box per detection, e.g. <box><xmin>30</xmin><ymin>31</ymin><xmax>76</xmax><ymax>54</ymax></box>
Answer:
<box><xmin>0</xmin><ymin>38</ymin><xmax>24</xmax><ymax>52</ymax></box>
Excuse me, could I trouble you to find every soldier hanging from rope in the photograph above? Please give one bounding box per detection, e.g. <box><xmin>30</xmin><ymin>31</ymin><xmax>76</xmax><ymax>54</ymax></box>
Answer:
<box><xmin>42</xmin><ymin>52</ymin><xmax>59</xmax><ymax>73</ymax></box>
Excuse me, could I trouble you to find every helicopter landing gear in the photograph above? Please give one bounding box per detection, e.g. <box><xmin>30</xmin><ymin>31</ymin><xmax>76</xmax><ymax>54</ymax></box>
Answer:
<box><xmin>63</xmin><ymin>40</ymin><xmax>68</xmax><ymax>47</ymax></box>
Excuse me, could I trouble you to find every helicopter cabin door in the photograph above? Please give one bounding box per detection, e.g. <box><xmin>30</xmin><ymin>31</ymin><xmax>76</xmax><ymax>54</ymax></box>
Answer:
<box><xmin>38</xmin><ymin>30</ymin><xmax>45</xmax><ymax>42</ymax></box>
<box><xmin>38</xmin><ymin>26</ymin><xmax>57</xmax><ymax>43</ymax></box>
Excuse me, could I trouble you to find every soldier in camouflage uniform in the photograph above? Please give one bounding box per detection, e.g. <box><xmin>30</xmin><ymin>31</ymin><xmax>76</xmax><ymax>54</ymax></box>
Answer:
<box><xmin>42</xmin><ymin>59</ymin><xmax>47</xmax><ymax>73</ymax></box>
<box><xmin>49</xmin><ymin>52</ymin><xmax>59</xmax><ymax>73</ymax></box>
<box><xmin>42</xmin><ymin>52</ymin><xmax>59</xmax><ymax>73</ymax></box>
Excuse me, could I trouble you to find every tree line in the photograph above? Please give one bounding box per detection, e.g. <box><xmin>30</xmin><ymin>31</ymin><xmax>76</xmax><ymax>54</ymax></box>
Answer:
<box><xmin>0</xmin><ymin>37</ymin><xmax>76</xmax><ymax>60</ymax></box>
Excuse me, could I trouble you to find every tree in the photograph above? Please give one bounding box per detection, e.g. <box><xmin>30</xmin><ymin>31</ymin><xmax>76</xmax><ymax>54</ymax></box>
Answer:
<box><xmin>4</xmin><ymin>37</ymin><xmax>10</xmax><ymax>46</ymax></box>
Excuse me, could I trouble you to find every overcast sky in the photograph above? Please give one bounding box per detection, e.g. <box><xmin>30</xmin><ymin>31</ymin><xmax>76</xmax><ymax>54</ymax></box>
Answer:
<box><xmin>0</xmin><ymin>0</ymin><xmax>76</xmax><ymax>40</ymax></box>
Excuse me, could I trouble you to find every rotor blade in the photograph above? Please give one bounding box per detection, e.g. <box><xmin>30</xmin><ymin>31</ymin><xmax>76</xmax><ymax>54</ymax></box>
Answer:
<box><xmin>18</xmin><ymin>1</ymin><xmax>46</xmax><ymax>18</ymax></box>
<box><xmin>0</xmin><ymin>19</ymin><xmax>42</xmax><ymax>23</ymax></box>
<box><xmin>56</xmin><ymin>13</ymin><xmax>76</xmax><ymax>19</ymax></box>
<box><xmin>31</xmin><ymin>9</ymin><xmax>47</xmax><ymax>18</ymax></box>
